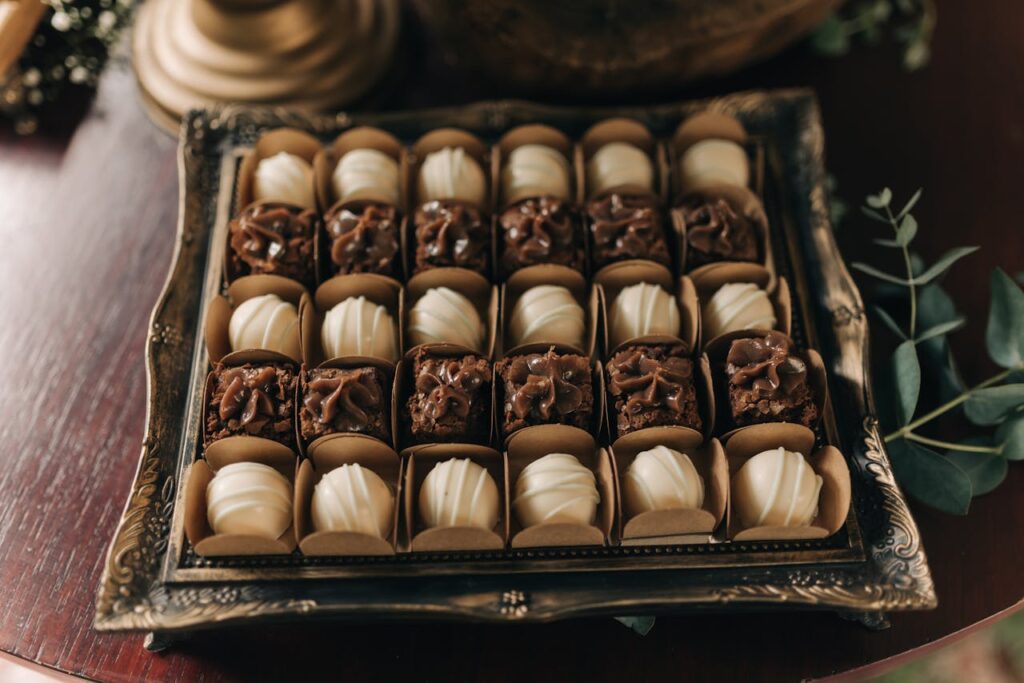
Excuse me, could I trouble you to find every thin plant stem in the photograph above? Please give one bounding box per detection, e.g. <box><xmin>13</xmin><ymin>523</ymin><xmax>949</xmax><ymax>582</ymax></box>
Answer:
<box><xmin>886</xmin><ymin>204</ymin><xmax>916</xmax><ymax>338</ymax></box>
<box><xmin>904</xmin><ymin>432</ymin><xmax>1002</xmax><ymax>454</ymax></box>
<box><xmin>884</xmin><ymin>366</ymin><xmax>1018</xmax><ymax>442</ymax></box>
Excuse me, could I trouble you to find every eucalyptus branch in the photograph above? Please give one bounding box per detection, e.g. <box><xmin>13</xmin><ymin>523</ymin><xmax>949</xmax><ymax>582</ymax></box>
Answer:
<box><xmin>884</xmin><ymin>365</ymin><xmax>1020</xmax><ymax>442</ymax></box>
<box><xmin>903</xmin><ymin>433</ymin><xmax>1002</xmax><ymax>454</ymax></box>
<box><xmin>886</xmin><ymin>203</ymin><xmax>917</xmax><ymax>338</ymax></box>
<box><xmin>853</xmin><ymin>185</ymin><xmax>1024</xmax><ymax>514</ymax></box>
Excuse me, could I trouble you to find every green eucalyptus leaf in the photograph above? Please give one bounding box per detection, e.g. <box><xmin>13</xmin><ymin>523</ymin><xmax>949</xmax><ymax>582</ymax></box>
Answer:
<box><xmin>852</xmin><ymin>262</ymin><xmax>910</xmax><ymax>286</ymax></box>
<box><xmin>996</xmin><ymin>416</ymin><xmax>1024</xmax><ymax>461</ymax></box>
<box><xmin>873</xmin><ymin>237</ymin><xmax>903</xmax><ymax>248</ymax></box>
<box><xmin>944</xmin><ymin>437</ymin><xmax>1007</xmax><ymax>497</ymax></box>
<box><xmin>909</xmin><ymin>247</ymin><xmax>979</xmax><ymax>286</ymax></box>
<box><xmin>895</xmin><ymin>214</ymin><xmax>918</xmax><ymax>246</ymax></box>
<box><xmin>903</xmin><ymin>39</ymin><xmax>931</xmax><ymax>71</ymax></box>
<box><xmin>915</xmin><ymin>317</ymin><xmax>966</xmax><ymax>343</ymax></box>
<box><xmin>916</xmin><ymin>283</ymin><xmax>958</xmax><ymax>327</ymax></box>
<box><xmin>986</xmin><ymin>268</ymin><xmax>1024</xmax><ymax>369</ymax></box>
<box><xmin>872</xmin><ymin>0</ymin><xmax>892</xmax><ymax>22</ymax></box>
<box><xmin>862</xmin><ymin>22</ymin><xmax>883</xmax><ymax>44</ymax></box>
<box><xmin>892</xmin><ymin>340</ymin><xmax>920</xmax><ymax>425</ymax></box>
<box><xmin>896</xmin><ymin>188</ymin><xmax>923</xmax><ymax>220</ymax></box>
<box><xmin>861</xmin><ymin>206</ymin><xmax>890</xmax><ymax>223</ymax></box>
<box><xmin>888</xmin><ymin>439</ymin><xmax>972</xmax><ymax>515</ymax></box>
<box><xmin>964</xmin><ymin>384</ymin><xmax>1024</xmax><ymax>426</ymax></box>
<box><xmin>614</xmin><ymin>616</ymin><xmax>656</xmax><ymax>635</ymax></box>
<box><xmin>811</xmin><ymin>16</ymin><xmax>851</xmax><ymax>56</ymax></box>
<box><xmin>866</xmin><ymin>187</ymin><xmax>892</xmax><ymax>209</ymax></box>
<box><xmin>872</xmin><ymin>305</ymin><xmax>908</xmax><ymax>340</ymax></box>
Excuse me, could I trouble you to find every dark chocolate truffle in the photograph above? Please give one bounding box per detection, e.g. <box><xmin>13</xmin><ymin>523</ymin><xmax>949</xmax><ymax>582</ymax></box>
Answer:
<box><xmin>413</xmin><ymin>199</ymin><xmax>489</xmax><ymax>275</ymax></box>
<box><xmin>499</xmin><ymin>196</ymin><xmax>583</xmax><ymax>276</ymax></box>
<box><xmin>606</xmin><ymin>344</ymin><xmax>701</xmax><ymax>437</ymax></box>
<box><xmin>586</xmin><ymin>193</ymin><xmax>670</xmax><ymax>270</ymax></box>
<box><xmin>228</xmin><ymin>203</ymin><xmax>317</xmax><ymax>288</ymax></box>
<box><xmin>205</xmin><ymin>363</ymin><xmax>297</xmax><ymax>449</ymax></box>
<box><xmin>407</xmin><ymin>350</ymin><xmax>492</xmax><ymax>443</ymax></box>
<box><xmin>323</xmin><ymin>201</ymin><xmax>400</xmax><ymax>278</ymax></box>
<box><xmin>300</xmin><ymin>366</ymin><xmax>389</xmax><ymax>444</ymax></box>
<box><xmin>496</xmin><ymin>346</ymin><xmax>593</xmax><ymax>435</ymax></box>
<box><xmin>681</xmin><ymin>193</ymin><xmax>760</xmax><ymax>269</ymax></box>
<box><xmin>725</xmin><ymin>332</ymin><xmax>818</xmax><ymax>428</ymax></box>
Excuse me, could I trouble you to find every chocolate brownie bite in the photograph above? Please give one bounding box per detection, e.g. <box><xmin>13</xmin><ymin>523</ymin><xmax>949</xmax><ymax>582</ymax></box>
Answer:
<box><xmin>413</xmin><ymin>199</ymin><xmax>489</xmax><ymax>275</ymax></box>
<box><xmin>300</xmin><ymin>366</ymin><xmax>389</xmax><ymax>444</ymax></box>
<box><xmin>205</xmin><ymin>363</ymin><xmax>297</xmax><ymax>449</ymax></box>
<box><xmin>496</xmin><ymin>346</ymin><xmax>593</xmax><ymax>435</ymax></box>
<box><xmin>407</xmin><ymin>350</ymin><xmax>492</xmax><ymax>443</ymax></box>
<box><xmin>585</xmin><ymin>193</ymin><xmax>670</xmax><ymax>270</ymax></box>
<box><xmin>725</xmin><ymin>332</ymin><xmax>818</xmax><ymax>428</ymax></box>
<box><xmin>323</xmin><ymin>201</ymin><xmax>400</xmax><ymax>278</ymax></box>
<box><xmin>680</xmin><ymin>192</ymin><xmax>760</xmax><ymax>269</ymax></box>
<box><xmin>606</xmin><ymin>344</ymin><xmax>701</xmax><ymax>438</ymax></box>
<box><xmin>499</xmin><ymin>196</ymin><xmax>583</xmax><ymax>276</ymax></box>
<box><xmin>228</xmin><ymin>203</ymin><xmax>317</xmax><ymax>288</ymax></box>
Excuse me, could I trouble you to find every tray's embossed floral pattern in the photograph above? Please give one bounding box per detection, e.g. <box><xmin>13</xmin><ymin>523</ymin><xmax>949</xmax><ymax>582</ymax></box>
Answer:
<box><xmin>94</xmin><ymin>91</ymin><xmax>936</xmax><ymax>635</ymax></box>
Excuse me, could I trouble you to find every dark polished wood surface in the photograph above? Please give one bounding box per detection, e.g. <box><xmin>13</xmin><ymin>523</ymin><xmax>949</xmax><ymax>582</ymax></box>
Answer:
<box><xmin>1</xmin><ymin>3</ymin><xmax>1022</xmax><ymax>681</ymax></box>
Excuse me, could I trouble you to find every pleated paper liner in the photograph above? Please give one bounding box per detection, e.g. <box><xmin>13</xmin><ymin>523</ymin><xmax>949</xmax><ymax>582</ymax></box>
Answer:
<box><xmin>505</xmin><ymin>425</ymin><xmax>615</xmax><ymax>549</ymax></box>
<box><xmin>723</xmin><ymin>423</ymin><xmax>851</xmax><ymax>542</ymax></box>
<box><xmin>295</xmin><ymin>434</ymin><xmax>402</xmax><ymax>556</ymax></box>
<box><xmin>609</xmin><ymin>426</ymin><xmax>728</xmax><ymax>545</ymax></box>
<box><xmin>402</xmin><ymin>443</ymin><xmax>507</xmax><ymax>552</ymax></box>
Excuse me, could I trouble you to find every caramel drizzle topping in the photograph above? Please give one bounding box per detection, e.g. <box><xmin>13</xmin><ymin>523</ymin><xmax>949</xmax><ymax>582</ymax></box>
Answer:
<box><xmin>727</xmin><ymin>332</ymin><xmax>808</xmax><ymax>399</ymax></box>
<box><xmin>329</xmin><ymin>204</ymin><xmax>398</xmax><ymax>267</ymax></box>
<box><xmin>416</xmin><ymin>357</ymin><xmax>486</xmax><ymax>421</ymax></box>
<box><xmin>508</xmin><ymin>348</ymin><xmax>585</xmax><ymax>419</ymax></box>
<box><xmin>505</xmin><ymin>198</ymin><xmax>574</xmax><ymax>261</ymax></box>
<box><xmin>608</xmin><ymin>349</ymin><xmax>693</xmax><ymax>415</ymax></box>
<box><xmin>305</xmin><ymin>372</ymin><xmax>382</xmax><ymax>427</ymax></box>
<box><xmin>416</xmin><ymin>201</ymin><xmax>486</xmax><ymax>266</ymax></box>
<box><xmin>218</xmin><ymin>366</ymin><xmax>279</xmax><ymax>426</ymax></box>
<box><xmin>685</xmin><ymin>198</ymin><xmax>747</xmax><ymax>257</ymax></box>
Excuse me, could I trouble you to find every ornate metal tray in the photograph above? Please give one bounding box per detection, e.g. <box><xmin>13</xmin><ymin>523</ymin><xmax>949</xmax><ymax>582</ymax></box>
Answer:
<box><xmin>93</xmin><ymin>90</ymin><xmax>936</xmax><ymax>644</ymax></box>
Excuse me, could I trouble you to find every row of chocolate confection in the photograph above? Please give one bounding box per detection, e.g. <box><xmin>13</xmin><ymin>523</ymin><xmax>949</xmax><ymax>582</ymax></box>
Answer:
<box><xmin>185</xmin><ymin>420</ymin><xmax>850</xmax><ymax>558</ymax></box>
<box><xmin>193</xmin><ymin>263</ymin><xmax>843</xmax><ymax>559</ymax></box>
<box><xmin>224</xmin><ymin>112</ymin><xmax>771</xmax><ymax>289</ymax></box>
<box><xmin>201</xmin><ymin>259</ymin><xmax>818</xmax><ymax>452</ymax></box>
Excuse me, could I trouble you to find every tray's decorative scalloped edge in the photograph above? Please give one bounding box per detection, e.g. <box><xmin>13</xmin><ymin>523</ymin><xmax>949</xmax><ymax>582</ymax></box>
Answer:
<box><xmin>94</xmin><ymin>90</ymin><xmax>936</xmax><ymax>633</ymax></box>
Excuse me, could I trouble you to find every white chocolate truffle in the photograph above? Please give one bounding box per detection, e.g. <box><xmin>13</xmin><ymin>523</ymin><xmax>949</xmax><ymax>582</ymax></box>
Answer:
<box><xmin>408</xmin><ymin>286</ymin><xmax>484</xmax><ymax>351</ymax></box>
<box><xmin>332</xmin><ymin>148</ymin><xmax>400</xmax><ymax>206</ymax></box>
<box><xmin>419</xmin><ymin>458</ymin><xmax>499</xmax><ymax>530</ymax></box>
<box><xmin>608</xmin><ymin>282</ymin><xmax>681</xmax><ymax>349</ymax></box>
<box><xmin>702</xmin><ymin>283</ymin><xmax>776</xmax><ymax>341</ymax></box>
<box><xmin>228</xmin><ymin>293</ymin><xmax>301</xmax><ymax>359</ymax></box>
<box><xmin>623</xmin><ymin>446</ymin><xmax>704</xmax><ymax>518</ymax></box>
<box><xmin>312</xmin><ymin>464</ymin><xmax>394</xmax><ymax>538</ymax></box>
<box><xmin>508</xmin><ymin>285</ymin><xmax>585</xmax><ymax>349</ymax></box>
<box><xmin>586</xmin><ymin>142</ymin><xmax>654</xmax><ymax>196</ymax></box>
<box><xmin>321</xmin><ymin>295</ymin><xmax>398</xmax><ymax>362</ymax></box>
<box><xmin>678</xmin><ymin>139</ymin><xmax>749</xmax><ymax>192</ymax></box>
<box><xmin>417</xmin><ymin>146</ymin><xmax>486</xmax><ymax>205</ymax></box>
<box><xmin>501</xmin><ymin>144</ymin><xmax>571</xmax><ymax>203</ymax></box>
<box><xmin>253</xmin><ymin>151</ymin><xmax>315</xmax><ymax>208</ymax></box>
<box><xmin>733</xmin><ymin>447</ymin><xmax>822</xmax><ymax>528</ymax></box>
<box><xmin>206</xmin><ymin>462</ymin><xmax>292</xmax><ymax>539</ymax></box>
<box><xmin>513</xmin><ymin>453</ymin><xmax>599</xmax><ymax>528</ymax></box>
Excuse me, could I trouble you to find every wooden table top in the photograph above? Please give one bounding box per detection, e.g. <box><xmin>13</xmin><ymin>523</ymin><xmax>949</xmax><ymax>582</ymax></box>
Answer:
<box><xmin>1</xmin><ymin>3</ymin><xmax>1021</xmax><ymax>681</ymax></box>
